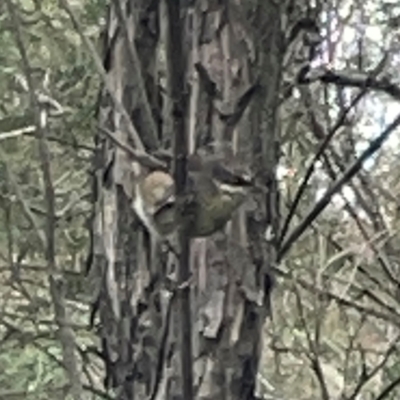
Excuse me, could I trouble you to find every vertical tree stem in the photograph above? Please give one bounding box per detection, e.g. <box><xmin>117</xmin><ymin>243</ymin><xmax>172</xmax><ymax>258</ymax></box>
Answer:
<box><xmin>165</xmin><ymin>0</ymin><xmax>194</xmax><ymax>399</ymax></box>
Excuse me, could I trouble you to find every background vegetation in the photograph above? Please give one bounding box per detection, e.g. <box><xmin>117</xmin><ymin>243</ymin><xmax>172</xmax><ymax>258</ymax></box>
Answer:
<box><xmin>1</xmin><ymin>0</ymin><xmax>400</xmax><ymax>399</ymax></box>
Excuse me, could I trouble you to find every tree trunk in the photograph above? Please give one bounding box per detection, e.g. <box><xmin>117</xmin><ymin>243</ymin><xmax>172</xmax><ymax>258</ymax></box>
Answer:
<box><xmin>88</xmin><ymin>1</ymin><xmax>284</xmax><ymax>399</ymax></box>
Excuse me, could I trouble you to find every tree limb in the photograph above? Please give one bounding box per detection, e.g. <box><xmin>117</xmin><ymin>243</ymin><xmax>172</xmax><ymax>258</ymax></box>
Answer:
<box><xmin>279</xmin><ymin>112</ymin><xmax>400</xmax><ymax>260</ymax></box>
<box><xmin>165</xmin><ymin>1</ymin><xmax>194</xmax><ymax>399</ymax></box>
<box><xmin>298</xmin><ymin>61</ymin><xmax>400</xmax><ymax>103</ymax></box>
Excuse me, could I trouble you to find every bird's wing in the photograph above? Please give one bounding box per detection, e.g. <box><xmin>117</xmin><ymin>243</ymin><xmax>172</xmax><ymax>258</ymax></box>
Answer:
<box><xmin>188</xmin><ymin>172</ymin><xmax>220</xmax><ymax>200</ymax></box>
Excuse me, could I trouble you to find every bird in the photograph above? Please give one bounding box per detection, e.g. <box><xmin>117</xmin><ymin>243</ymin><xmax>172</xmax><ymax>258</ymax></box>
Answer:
<box><xmin>132</xmin><ymin>152</ymin><xmax>253</xmax><ymax>239</ymax></box>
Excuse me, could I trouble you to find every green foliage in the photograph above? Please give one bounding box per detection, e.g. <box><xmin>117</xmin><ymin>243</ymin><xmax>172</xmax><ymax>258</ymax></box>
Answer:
<box><xmin>0</xmin><ymin>344</ymin><xmax>67</xmax><ymax>399</ymax></box>
<box><xmin>0</xmin><ymin>0</ymin><xmax>105</xmax><ymax>397</ymax></box>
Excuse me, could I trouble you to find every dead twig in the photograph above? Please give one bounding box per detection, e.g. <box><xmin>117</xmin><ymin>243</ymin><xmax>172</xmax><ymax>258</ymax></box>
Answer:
<box><xmin>279</xmin><ymin>112</ymin><xmax>400</xmax><ymax>260</ymax></box>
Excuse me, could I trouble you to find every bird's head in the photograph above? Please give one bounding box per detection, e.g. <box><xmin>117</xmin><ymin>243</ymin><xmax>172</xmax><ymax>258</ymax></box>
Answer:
<box><xmin>139</xmin><ymin>170</ymin><xmax>175</xmax><ymax>214</ymax></box>
<box><xmin>132</xmin><ymin>151</ymin><xmax>253</xmax><ymax>238</ymax></box>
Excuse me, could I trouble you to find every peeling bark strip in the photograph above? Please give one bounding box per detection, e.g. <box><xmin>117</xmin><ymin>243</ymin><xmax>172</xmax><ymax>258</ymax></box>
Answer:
<box><xmin>87</xmin><ymin>1</ymin><xmax>163</xmax><ymax>397</ymax></box>
<box><xmin>87</xmin><ymin>0</ymin><xmax>281</xmax><ymax>398</ymax></box>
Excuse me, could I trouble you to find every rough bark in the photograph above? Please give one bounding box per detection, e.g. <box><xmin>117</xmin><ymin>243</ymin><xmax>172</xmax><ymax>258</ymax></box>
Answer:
<box><xmin>87</xmin><ymin>2</ymin><xmax>163</xmax><ymax>398</ymax></box>
<box><xmin>88</xmin><ymin>1</ymin><xmax>284</xmax><ymax>399</ymax></box>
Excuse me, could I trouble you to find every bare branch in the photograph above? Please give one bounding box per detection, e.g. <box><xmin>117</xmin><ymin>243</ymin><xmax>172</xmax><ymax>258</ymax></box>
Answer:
<box><xmin>346</xmin><ymin>334</ymin><xmax>400</xmax><ymax>400</ymax></box>
<box><xmin>273</xmin><ymin>266</ymin><xmax>400</xmax><ymax>327</ymax></box>
<box><xmin>374</xmin><ymin>374</ymin><xmax>400</xmax><ymax>400</ymax></box>
<box><xmin>58</xmin><ymin>0</ymin><xmax>148</xmax><ymax>152</ymax></box>
<box><xmin>98</xmin><ymin>125</ymin><xmax>167</xmax><ymax>170</ymax></box>
<box><xmin>280</xmin><ymin>57</ymin><xmax>388</xmax><ymax>245</ymax></box>
<box><xmin>5</xmin><ymin>2</ymin><xmax>84</xmax><ymax>398</ymax></box>
<box><xmin>165</xmin><ymin>0</ymin><xmax>194</xmax><ymax>399</ymax></box>
<box><xmin>279</xmin><ymin>112</ymin><xmax>400</xmax><ymax>260</ymax></box>
<box><xmin>298</xmin><ymin>61</ymin><xmax>400</xmax><ymax>104</ymax></box>
<box><xmin>112</xmin><ymin>0</ymin><xmax>159</xmax><ymax>148</ymax></box>
<box><xmin>0</xmin><ymin>147</ymin><xmax>45</xmax><ymax>245</ymax></box>
<box><xmin>279</xmin><ymin>90</ymin><xmax>365</xmax><ymax>245</ymax></box>
<box><xmin>293</xmin><ymin>285</ymin><xmax>330</xmax><ymax>400</ymax></box>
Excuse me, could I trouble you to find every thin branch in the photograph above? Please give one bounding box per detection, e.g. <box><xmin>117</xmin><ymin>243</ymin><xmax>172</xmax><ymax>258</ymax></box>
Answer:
<box><xmin>0</xmin><ymin>125</ymin><xmax>94</xmax><ymax>151</ymax></box>
<box><xmin>0</xmin><ymin>146</ymin><xmax>46</xmax><ymax>246</ymax></box>
<box><xmin>58</xmin><ymin>0</ymin><xmax>147</xmax><ymax>151</ymax></box>
<box><xmin>279</xmin><ymin>90</ymin><xmax>366</xmax><ymax>245</ymax></box>
<box><xmin>279</xmin><ymin>112</ymin><xmax>400</xmax><ymax>260</ymax></box>
<box><xmin>346</xmin><ymin>334</ymin><xmax>400</xmax><ymax>400</ymax></box>
<box><xmin>0</xmin><ymin>125</ymin><xmax>35</xmax><ymax>140</ymax></box>
<box><xmin>97</xmin><ymin>125</ymin><xmax>166</xmax><ymax>170</ymax></box>
<box><xmin>308</xmin><ymin>113</ymin><xmax>400</xmax><ymax>289</ymax></box>
<box><xmin>112</xmin><ymin>0</ymin><xmax>159</xmax><ymax>148</ymax></box>
<box><xmin>5</xmin><ymin>2</ymin><xmax>83</xmax><ymax>398</ymax></box>
<box><xmin>273</xmin><ymin>266</ymin><xmax>400</xmax><ymax>327</ymax></box>
<box><xmin>374</xmin><ymin>374</ymin><xmax>400</xmax><ymax>400</ymax></box>
<box><xmin>293</xmin><ymin>285</ymin><xmax>330</xmax><ymax>400</ymax></box>
<box><xmin>280</xmin><ymin>56</ymin><xmax>387</xmax><ymax>245</ymax></box>
<box><xmin>298</xmin><ymin>63</ymin><xmax>400</xmax><ymax>103</ymax></box>
<box><xmin>165</xmin><ymin>1</ymin><xmax>194</xmax><ymax>400</ymax></box>
<box><xmin>306</xmin><ymin>115</ymin><xmax>400</xmax><ymax>290</ymax></box>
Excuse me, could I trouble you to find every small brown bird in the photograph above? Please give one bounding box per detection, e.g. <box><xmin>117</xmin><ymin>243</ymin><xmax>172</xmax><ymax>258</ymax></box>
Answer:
<box><xmin>132</xmin><ymin>154</ymin><xmax>253</xmax><ymax>238</ymax></box>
